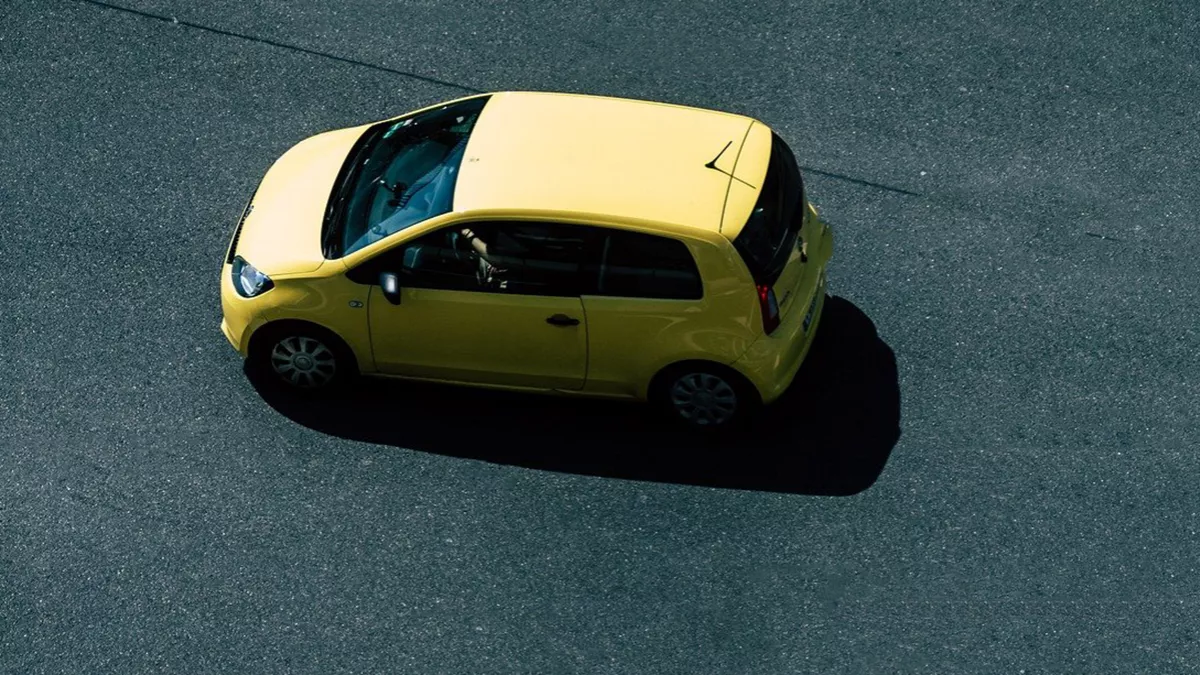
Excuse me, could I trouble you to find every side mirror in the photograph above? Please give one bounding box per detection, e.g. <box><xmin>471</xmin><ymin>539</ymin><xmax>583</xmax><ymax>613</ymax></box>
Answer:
<box><xmin>379</xmin><ymin>271</ymin><xmax>402</xmax><ymax>305</ymax></box>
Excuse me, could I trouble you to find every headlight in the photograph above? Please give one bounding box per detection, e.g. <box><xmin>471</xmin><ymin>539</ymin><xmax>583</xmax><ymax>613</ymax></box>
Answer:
<box><xmin>231</xmin><ymin>256</ymin><xmax>274</xmax><ymax>297</ymax></box>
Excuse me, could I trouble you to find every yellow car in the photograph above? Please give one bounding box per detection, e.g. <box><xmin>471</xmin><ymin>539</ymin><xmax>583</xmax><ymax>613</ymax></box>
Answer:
<box><xmin>220</xmin><ymin>91</ymin><xmax>832</xmax><ymax>428</ymax></box>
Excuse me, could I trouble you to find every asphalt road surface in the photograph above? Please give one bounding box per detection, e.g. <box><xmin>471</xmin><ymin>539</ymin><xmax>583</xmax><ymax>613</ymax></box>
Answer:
<box><xmin>3</xmin><ymin>0</ymin><xmax>1199</xmax><ymax>672</ymax></box>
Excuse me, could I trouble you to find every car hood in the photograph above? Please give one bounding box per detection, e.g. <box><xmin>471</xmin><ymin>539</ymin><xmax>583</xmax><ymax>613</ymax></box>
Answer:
<box><xmin>232</xmin><ymin>124</ymin><xmax>369</xmax><ymax>275</ymax></box>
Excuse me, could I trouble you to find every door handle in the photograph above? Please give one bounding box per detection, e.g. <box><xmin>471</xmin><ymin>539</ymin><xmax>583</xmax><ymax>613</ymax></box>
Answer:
<box><xmin>545</xmin><ymin>313</ymin><xmax>580</xmax><ymax>327</ymax></box>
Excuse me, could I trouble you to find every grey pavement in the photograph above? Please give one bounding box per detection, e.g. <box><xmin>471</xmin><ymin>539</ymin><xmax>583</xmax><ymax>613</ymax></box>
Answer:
<box><xmin>2</xmin><ymin>0</ymin><xmax>1198</xmax><ymax>672</ymax></box>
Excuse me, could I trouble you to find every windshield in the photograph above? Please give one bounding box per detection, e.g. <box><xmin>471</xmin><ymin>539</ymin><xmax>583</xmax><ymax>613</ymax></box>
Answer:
<box><xmin>323</xmin><ymin>96</ymin><xmax>490</xmax><ymax>258</ymax></box>
<box><xmin>731</xmin><ymin>133</ymin><xmax>804</xmax><ymax>285</ymax></box>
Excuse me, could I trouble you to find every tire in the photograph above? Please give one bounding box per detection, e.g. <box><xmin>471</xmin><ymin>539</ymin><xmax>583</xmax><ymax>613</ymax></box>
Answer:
<box><xmin>249</xmin><ymin>322</ymin><xmax>356</xmax><ymax>393</ymax></box>
<box><xmin>650</xmin><ymin>362</ymin><xmax>761</xmax><ymax>430</ymax></box>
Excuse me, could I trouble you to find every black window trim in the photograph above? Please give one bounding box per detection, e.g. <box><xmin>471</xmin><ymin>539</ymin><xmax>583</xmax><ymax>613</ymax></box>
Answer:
<box><xmin>346</xmin><ymin>219</ymin><xmax>593</xmax><ymax>298</ymax></box>
<box><xmin>346</xmin><ymin>220</ymin><xmax>706</xmax><ymax>302</ymax></box>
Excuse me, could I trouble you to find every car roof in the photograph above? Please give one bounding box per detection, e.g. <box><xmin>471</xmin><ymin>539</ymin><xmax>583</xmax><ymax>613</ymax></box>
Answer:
<box><xmin>452</xmin><ymin>91</ymin><xmax>764</xmax><ymax>236</ymax></box>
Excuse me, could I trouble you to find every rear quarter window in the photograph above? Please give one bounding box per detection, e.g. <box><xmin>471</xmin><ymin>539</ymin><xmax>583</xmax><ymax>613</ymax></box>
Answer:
<box><xmin>588</xmin><ymin>230</ymin><xmax>703</xmax><ymax>300</ymax></box>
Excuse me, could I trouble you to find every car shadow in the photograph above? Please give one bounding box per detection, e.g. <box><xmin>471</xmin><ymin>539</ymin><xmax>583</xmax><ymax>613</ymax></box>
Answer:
<box><xmin>249</xmin><ymin>295</ymin><xmax>901</xmax><ymax>496</ymax></box>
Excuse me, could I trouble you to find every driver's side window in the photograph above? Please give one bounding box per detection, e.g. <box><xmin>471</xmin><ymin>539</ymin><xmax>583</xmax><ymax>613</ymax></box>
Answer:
<box><xmin>346</xmin><ymin>227</ymin><xmax>479</xmax><ymax>291</ymax></box>
<box><xmin>385</xmin><ymin>227</ymin><xmax>480</xmax><ymax>292</ymax></box>
<box><xmin>348</xmin><ymin>221</ymin><xmax>590</xmax><ymax>296</ymax></box>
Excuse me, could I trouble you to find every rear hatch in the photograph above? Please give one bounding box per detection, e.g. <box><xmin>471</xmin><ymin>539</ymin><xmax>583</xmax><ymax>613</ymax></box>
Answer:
<box><xmin>724</xmin><ymin>130</ymin><xmax>817</xmax><ymax>330</ymax></box>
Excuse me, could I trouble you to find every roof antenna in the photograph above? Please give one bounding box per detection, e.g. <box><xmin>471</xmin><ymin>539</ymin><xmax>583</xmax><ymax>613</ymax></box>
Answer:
<box><xmin>705</xmin><ymin>141</ymin><xmax>756</xmax><ymax>189</ymax></box>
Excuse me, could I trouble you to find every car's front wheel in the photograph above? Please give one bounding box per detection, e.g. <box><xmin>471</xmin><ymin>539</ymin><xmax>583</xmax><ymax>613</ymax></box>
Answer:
<box><xmin>250</xmin><ymin>323</ymin><xmax>355</xmax><ymax>392</ymax></box>
<box><xmin>651</xmin><ymin>362</ymin><xmax>760</xmax><ymax>430</ymax></box>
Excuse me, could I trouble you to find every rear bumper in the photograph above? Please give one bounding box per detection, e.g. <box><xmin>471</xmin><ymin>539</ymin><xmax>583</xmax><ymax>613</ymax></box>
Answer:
<box><xmin>731</xmin><ymin>223</ymin><xmax>833</xmax><ymax>404</ymax></box>
<box><xmin>735</xmin><ymin>275</ymin><xmax>827</xmax><ymax>404</ymax></box>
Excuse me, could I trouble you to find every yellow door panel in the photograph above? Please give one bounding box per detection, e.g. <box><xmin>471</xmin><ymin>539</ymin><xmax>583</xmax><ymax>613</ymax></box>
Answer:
<box><xmin>576</xmin><ymin>229</ymin><xmax>759</xmax><ymax>399</ymax></box>
<box><xmin>367</xmin><ymin>287</ymin><xmax>587</xmax><ymax>390</ymax></box>
<box><xmin>580</xmin><ymin>297</ymin><xmax>699</xmax><ymax>397</ymax></box>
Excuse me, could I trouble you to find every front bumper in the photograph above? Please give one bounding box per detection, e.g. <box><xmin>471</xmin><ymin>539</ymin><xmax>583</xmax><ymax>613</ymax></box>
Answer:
<box><xmin>219</xmin><ymin>262</ymin><xmax>267</xmax><ymax>358</ymax></box>
<box><xmin>220</xmin><ymin>317</ymin><xmax>239</xmax><ymax>352</ymax></box>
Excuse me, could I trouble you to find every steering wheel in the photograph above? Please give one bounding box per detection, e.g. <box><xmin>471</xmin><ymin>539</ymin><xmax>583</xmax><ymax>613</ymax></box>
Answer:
<box><xmin>446</xmin><ymin>230</ymin><xmax>492</xmax><ymax>287</ymax></box>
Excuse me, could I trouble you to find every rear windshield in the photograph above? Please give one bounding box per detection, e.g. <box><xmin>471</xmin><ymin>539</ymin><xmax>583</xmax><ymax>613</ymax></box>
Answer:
<box><xmin>731</xmin><ymin>134</ymin><xmax>805</xmax><ymax>285</ymax></box>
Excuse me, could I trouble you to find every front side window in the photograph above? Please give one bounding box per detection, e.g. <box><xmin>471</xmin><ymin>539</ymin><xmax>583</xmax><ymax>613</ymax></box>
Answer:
<box><xmin>586</xmin><ymin>230</ymin><xmax>703</xmax><ymax>300</ymax></box>
<box><xmin>349</xmin><ymin>221</ymin><xmax>590</xmax><ymax>298</ymax></box>
<box><xmin>324</xmin><ymin>96</ymin><xmax>490</xmax><ymax>257</ymax></box>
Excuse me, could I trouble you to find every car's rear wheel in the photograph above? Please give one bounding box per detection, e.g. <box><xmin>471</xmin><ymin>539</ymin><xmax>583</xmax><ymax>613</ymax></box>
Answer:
<box><xmin>651</xmin><ymin>362</ymin><xmax>760</xmax><ymax>430</ymax></box>
<box><xmin>249</xmin><ymin>323</ymin><xmax>355</xmax><ymax>392</ymax></box>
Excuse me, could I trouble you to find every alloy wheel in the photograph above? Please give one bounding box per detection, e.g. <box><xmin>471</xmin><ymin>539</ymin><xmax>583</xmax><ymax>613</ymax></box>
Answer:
<box><xmin>270</xmin><ymin>335</ymin><xmax>337</xmax><ymax>388</ymax></box>
<box><xmin>669</xmin><ymin>372</ymin><xmax>738</xmax><ymax>426</ymax></box>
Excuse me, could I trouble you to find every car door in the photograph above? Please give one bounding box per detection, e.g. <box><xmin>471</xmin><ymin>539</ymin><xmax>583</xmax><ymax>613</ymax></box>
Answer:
<box><xmin>579</xmin><ymin>228</ymin><xmax>708</xmax><ymax>396</ymax></box>
<box><xmin>353</xmin><ymin>220</ymin><xmax>590</xmax><ymax>390</ymax></box>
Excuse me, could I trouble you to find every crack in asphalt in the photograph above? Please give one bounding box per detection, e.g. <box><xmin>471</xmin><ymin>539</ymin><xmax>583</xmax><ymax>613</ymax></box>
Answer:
<box><xmin>69</xmin><ymin>0</ymin><xmax>486</xmax><ymax>94</ymax></box>
<box><xmin>69</xmin><ymin>0</ymin><xmax>924</xmax><ymax>199</ymax></box>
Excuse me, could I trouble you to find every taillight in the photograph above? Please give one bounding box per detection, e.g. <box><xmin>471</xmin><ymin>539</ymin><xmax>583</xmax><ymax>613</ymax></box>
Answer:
<box><xmin>756</xmin><ymin>283</ymin><xmax>781</xmax><ymax>334</ymax></box>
